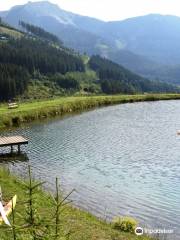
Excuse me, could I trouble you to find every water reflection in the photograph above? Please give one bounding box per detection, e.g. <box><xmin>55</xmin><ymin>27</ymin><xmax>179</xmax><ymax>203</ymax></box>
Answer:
<box><xmin>0</xmin><ymin>152</ymin><xmax>29</xmax><ymax>164</ymax></box>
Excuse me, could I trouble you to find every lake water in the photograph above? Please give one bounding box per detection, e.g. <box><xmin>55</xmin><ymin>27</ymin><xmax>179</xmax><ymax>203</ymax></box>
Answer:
<box><xmin>1</xmin><ymin>100</ymin><xmax>180</xmax><ymax>239</ymax></box>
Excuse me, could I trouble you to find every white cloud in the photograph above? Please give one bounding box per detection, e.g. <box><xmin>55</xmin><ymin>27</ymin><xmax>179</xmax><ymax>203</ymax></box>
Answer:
<box><xmin>1</xmin><ymin>0</ymin><xmax>180</xmax><ymax>21</ymax></box>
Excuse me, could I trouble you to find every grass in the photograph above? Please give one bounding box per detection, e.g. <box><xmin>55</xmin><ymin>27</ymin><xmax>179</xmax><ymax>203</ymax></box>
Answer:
<box><xmin>0</xmin><ymin>167</ymin><xmax>152</xmax><ymax>240</ymax></box>
<box><xmin>0</xmin><ymin>26</ymin><xmax>23</xmax><ymax>38</ymax></box>
<box><xmin>1</xmin><ymin>94</ymin><xmax>180</xmax><ymax>130</ymax></box>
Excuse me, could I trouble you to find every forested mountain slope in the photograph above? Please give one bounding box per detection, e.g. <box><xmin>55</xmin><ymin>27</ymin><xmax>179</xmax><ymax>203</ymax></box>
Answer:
<box><xmin>89</xmin><ymin>56</ymin><xmax>178</xmax><ymax>94</ymax></box>
<box><xmin>0</xmin><ymin>1</ymin><xmax>165</xmax><ymax>82</ymax></box>
<box><xmin>0</xmin><ymin>21</ymin><xmax>178</xmax><ymax>101</ymax></box>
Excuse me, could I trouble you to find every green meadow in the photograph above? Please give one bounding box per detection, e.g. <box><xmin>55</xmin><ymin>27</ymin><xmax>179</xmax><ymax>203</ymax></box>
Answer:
<box><xmin>1</xmin><ymin>94</ymin><xmax>180</xmax><ymax>130</ymax></box>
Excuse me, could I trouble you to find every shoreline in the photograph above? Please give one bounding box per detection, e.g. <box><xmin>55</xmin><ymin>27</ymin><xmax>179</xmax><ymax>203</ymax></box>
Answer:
<box><xmin>1</xmin><ymin>94</ymin><xmax>180</xmax><ymax>130</ymax></box>
<box><xmin>0</xmin><ymin>167</ymin><xmax>152</xmax><ymax>239</ymax></box>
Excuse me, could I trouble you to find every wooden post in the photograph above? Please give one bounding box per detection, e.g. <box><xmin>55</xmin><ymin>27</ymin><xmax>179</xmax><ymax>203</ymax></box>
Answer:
<box><xmin>18</xmin><ymin>145</ymin><xmax>21</xmax><ymax>154</ymax></box>
<box><xmin>11</xmin><ymin>145</ymin><xmax>13</xmax><ymax>154</ymax></box>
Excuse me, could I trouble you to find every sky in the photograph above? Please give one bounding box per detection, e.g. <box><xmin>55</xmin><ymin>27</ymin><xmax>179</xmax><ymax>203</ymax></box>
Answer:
<box><xmin>0</xmin><ymin>0</ymin><xmax>180</xmax><ymax>21</ymax></box>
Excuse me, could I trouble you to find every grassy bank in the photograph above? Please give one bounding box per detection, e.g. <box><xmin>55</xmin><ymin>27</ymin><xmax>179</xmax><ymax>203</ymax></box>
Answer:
<box><xmin>1</xmin><ymin>94</ymin><xmax>180</xmax><ymax>130</ymax></box>
<box><xmin>0</xmin><ymin>167</ymin><xmax>152</xmax><ymax>240</ymax></box>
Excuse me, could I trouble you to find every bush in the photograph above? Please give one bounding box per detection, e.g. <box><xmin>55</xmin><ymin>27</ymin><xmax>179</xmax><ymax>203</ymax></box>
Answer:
<box><xmin>112</xmin><ymin>216</ymin><xmax>138</xmax><ymax>233</ymax></box>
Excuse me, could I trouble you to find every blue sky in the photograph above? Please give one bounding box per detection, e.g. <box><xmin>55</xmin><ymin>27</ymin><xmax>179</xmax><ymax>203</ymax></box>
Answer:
<box><xmin>1</xmin><ymin>0</ymin><xmax>180</xmax><ymax>21</ymax></box>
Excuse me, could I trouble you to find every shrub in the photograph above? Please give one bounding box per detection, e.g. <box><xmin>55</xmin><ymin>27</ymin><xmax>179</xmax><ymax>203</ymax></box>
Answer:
<box><xmin>112</xmin><ymin>216</ymin><xmax>138</xmax><ymax>233</ymax></box>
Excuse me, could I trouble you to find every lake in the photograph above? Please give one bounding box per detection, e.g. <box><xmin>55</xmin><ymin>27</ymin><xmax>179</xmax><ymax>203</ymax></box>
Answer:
<box><xmin>1</xmin><ymin>100</ymin><xmax>180</xmax><ymax>239</ymax></box>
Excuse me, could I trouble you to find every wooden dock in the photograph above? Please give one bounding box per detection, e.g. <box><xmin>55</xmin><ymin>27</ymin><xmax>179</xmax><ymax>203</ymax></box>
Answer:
<box><xmin>0</xmin><ymin>136</ymin><xmax>28</xmax><ymax>153</ymax></box>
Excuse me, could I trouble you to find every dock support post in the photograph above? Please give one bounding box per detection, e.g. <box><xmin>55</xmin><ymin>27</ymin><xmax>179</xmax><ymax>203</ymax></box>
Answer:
<box><xmin>18</xmin><ymin>145</ymin><xmax>21</xmax><ymax>154</ymax></box>
<box><xmin>11</xmin><ymin>145</ymin><xmax>13</xmax><ymax>154</ymax></box>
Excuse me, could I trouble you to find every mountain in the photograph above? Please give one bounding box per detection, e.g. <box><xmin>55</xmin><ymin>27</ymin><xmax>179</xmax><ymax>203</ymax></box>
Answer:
<box><xmin>0</xmin><ymin>20</ymin><xmax>178</xmax><ymax>101</ymax></box>
<box><xmin>3</xmin><ymin>3</ymin><xmax>180</xmax><ymax>65</ymax></box>
<box><xmin>0</xmin><ymin>11</ymin><xmax>8</xmax><ymax>18</ymax></box>
<box><xmin>2</xmin><ymin>2</ymin><xmax>180</xmax><ymax>84</ymax></box>
<box><xmin>0</xmin><ymin>1</ymin><xmax>110</xmax><ymax>55</ymax></box>
<box><xmin>0</xmin><ymin>21</ymin><xmax>85</xmax><ymax>100</ymax></box>
<box><xmin>97</xmin><ymin>14</ymin><xmax>180</xmax><ymax>65</ymax></box>
<box><xmin>0</xmin><ymin>1</ymin><xmax>158</xmax><ymax>71</ymax></box>
<box><xmin>89</xmin><ymin>55</ymin><xmax>178</xmax><ymax>94</ymax></box>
